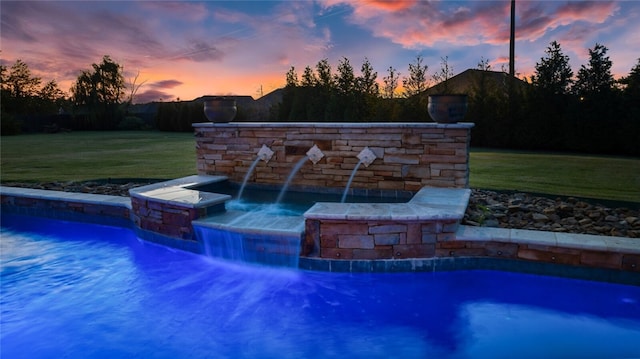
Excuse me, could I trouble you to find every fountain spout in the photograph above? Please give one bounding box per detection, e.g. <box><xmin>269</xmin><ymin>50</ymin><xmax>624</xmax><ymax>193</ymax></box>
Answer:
<box><xmin>357</xmin><ymin>147</ymin><xmax>377</xmax><ymax>167</ymax></box>
<box><xmin>257</xmin><ymin>144</ymin><xmax>274</xmax><ymax>163</ymax></box>
<box><xmin>306</xmin><ymin>144</ymin><xmax>324</xmax><ymax>165</ymax></box>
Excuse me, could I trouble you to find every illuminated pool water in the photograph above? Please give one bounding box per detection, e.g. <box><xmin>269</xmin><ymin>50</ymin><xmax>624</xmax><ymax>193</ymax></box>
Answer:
<box><xmin>2</xmin><ymin>214</ymin><xmax>640</xmax><ymax>359</ymax></box>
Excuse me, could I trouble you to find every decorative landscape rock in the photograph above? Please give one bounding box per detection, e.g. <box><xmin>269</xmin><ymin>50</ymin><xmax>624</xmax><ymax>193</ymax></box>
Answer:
<box><xmin>464</xmin><ymin>189</ymin><xmax>640</xmax><ymax>238</ymax></box>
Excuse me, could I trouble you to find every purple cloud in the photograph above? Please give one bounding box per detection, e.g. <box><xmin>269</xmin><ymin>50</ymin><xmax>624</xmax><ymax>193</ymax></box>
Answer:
<box><xmin>139</xmin><ymin>1</ymin><xmax>209</xmax><ymax>22</ymax></box>
<box><xmin>134</xmin><ymin>89</ymin><xmax>175</xmax><ymax>104</ymax></box>
<box><xmin>150</xmin><ymin>80</ymin><xmax>183</xmax><ymax>89</ymax></box>
<box><xmin>171</xmin><ymin>40</ymin><xmax>226</xmax><ymax>62</ymax></box>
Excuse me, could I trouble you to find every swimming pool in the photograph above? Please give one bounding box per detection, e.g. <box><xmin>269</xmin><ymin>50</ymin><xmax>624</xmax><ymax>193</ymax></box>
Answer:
<box><xmin>2</xmin><ymin>213</ymin><xmax>639</xmax><ymax>359</ymax></box>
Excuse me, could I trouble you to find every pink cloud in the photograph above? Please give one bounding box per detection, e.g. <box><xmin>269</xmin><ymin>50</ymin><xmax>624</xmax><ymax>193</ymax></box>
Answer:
<box><xmin>329</xmin><ymin>1</ymin><xmax>511</xmax><ymax>48</ymax></box>
<box><xmin>517</xmin><ymin>1</ymin><xmax>618</xmax><ymax>42</ymax></box>
<box><xmin>328</xmin><ymin>1</ymin><xmax>619</xmax><ymax>49</ymax></box>
<box><xmin>358</xmin><ymin>0</ymin><xmax>417</xmax><ymax>12</ymax></box>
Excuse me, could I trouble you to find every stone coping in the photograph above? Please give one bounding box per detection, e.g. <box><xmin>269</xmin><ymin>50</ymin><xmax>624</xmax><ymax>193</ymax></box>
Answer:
<box><xmin>193</xmin><ymin>122</ymin><xmax>475</xmax><ymax>129</ymax></box>
<box><xmin>129</xmin><ymin>175</ymin><xmax>231</xmax><ymax>209</ymax></box>
<box><xmin>0</xmin><ymin>185</ymin><xmax>132</xmax><ymax>208</ymax></box>
<box><xmin>304</xmin><ymin>187</ymin><xmax>470</xmax><ymax>221</ymax></box>
<box><xmin>456</xmin><ymin>225</ymin><xmax>640</xmax><ymax>255</ymax></box>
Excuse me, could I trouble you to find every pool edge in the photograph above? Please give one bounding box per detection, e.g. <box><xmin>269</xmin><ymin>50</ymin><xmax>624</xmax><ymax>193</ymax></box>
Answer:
<box><xmin>2</xmin><ymin>185</ymin><xmax>639</xmax><ymax>285</ymax></box>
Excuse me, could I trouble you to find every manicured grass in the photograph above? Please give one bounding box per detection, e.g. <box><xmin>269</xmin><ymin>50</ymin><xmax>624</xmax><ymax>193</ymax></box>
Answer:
<box><xmin>0</xmin><ymin>131</ymin><xmax>196</xmax><ymax>182</ymax></box>
<box><xmin>469</xmin><ymin>148</ymin><xmax>640</xmax><ymax>202</ymax></box>
<box><xmin>1</xmin><ymin>132</ymin><xmax>638</xmax><ymax>202</ymax></box>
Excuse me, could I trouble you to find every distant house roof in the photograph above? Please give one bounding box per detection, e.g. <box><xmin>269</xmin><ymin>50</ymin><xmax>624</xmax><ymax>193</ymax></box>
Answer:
<box><xmin>421</xmin><ymin>69</ymin><xmax>528</xmax><ymax>97</ymax></box>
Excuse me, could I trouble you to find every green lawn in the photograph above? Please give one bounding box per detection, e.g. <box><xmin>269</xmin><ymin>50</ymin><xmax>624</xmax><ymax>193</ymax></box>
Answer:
<box><xmin>1</xmin><ymin>132</ymin><xmax>638</xmax><ymax>202</ymax></box>
<box><xmin>469</xmin><ymin>148</ymin><xmax>640</xmax><ymax>202</ymax></box>
<box><xmin>0</xmin><ymin>131</ymin><xmax>196</xmax><ymax>182</ymax></box>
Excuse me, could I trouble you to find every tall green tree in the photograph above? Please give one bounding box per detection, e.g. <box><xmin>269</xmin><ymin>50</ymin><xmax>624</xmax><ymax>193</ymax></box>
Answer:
<box><xmin>616</xmin><ymin>58</ymin><xmax>640</xmax><ymax>155</ymax></box>
<box><xmin>0</xmin><ymin>61</ymin><xmax>8</xmax><ymax>106</ymax></box>
<box><xmin>335</xmin><ymin>57</ymin><xmax>355</xmax><ymax>95</ymax></box>
<box><xmin>285</xmin><ymin>66</ymin><xmax>299</xmax><ymax>87</ymax></box>
<box><xmin>531</xmin><ymin>41</ymin><xmax>573</xmax><ymax>95</ymax></box>
<box><xmin>315</xmin><ymin>58</ymin><xmax>334</xmax><ymax>89</ymax></box>
<box><xmin>573</xmin><ymin>43</ymin><xmax>614</xmax><ymax>99</ymax></box>
<box><xmin>382</xmin><ymin>66</ymin><xmax>400</xmax><ymax>99</ymax></box>
<box><xmin>70</xmin><ymin>55</ymin><xmax>125</xmax><ymax>129</ymax></box>
<box><xmin>402</xmin><ymin>55</ymin><xmax>429</xmax><ymax>97</ymax></box>
<box><xmin>525</xmin><ymin>41</ymin><xmax>574</xmax><ymax>149</ymax></box>
<box><xmin>3</xmin><ymin>59</ymin><xmax>42</xmax><ymax>113</ymax></box>
<box><xmin>39</xmin><ymin>80</ymin><xmax>65</xmax><ymax>100</ymax></box>
<box><xmin>6</xmin><ymin>59</ymin><xmax>42</xmax><ymax>98</ymax></box>
<box><xmin>569</xmin><ymin>43</ymin><xmax>621</xmax><ymax>153</ymax></box>
<box><xmin>305</xmin><ymin>58</ymin><xmax>340</xmax><ymax>121</ymax></box>
<box><xmin>301</xmin><ymin>66</ymin><xmax>316</xmax><ymax>87</ymax></box>
<box><xmin>37</xmin><ymin>80</ymin><xmax>66</xmax><ymax>114</ymax></box>
<box><xmin>353</xmin><ymin>58</ymin><xmax>379</xmax><ymax>122</ymax></box>
<box><xmin>277</xmin><ymin>66</ymin><xmax>298</xmax><ymax>121</ymax></box>
<box><xmin>619</xmin><ymin>58</ymin><xmax>640</xmax><ymax>101</ymax></box>
<box><xmin>331</xmin><ymin>57</ymin><xmax>355</xmax><ymax>121</ymax></box>
<box><xmin>402</xmin><ymin>55</ymin><xmax>430</xmax><ymax>121</ymax></box>
<box><xmin>432</xmin><ymin>56</ymin><xmax>454</xmax><ymax>93</ymax></box>
<box><xmin>71</xmin><ymin>55</ymin><xmax>125</xmax><ymax>106</ymax></box>
<box><xmin>357</xmin><ymin>58</ymin><xmax>379</xmax><ymax>96</ymax></box>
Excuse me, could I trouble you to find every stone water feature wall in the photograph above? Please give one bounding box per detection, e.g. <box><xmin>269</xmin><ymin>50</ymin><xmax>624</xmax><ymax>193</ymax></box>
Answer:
<box><xmin>193</xmin><ymin>122</ymin><xmax>474</xmax><ymax>191</ymax></box>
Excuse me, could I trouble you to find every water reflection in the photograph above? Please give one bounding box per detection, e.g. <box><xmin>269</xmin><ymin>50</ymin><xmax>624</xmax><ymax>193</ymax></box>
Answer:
<box><xmin>2</xmin><ymin>213</ymin><xmax>640</xmax><ymax>359</ymax></box>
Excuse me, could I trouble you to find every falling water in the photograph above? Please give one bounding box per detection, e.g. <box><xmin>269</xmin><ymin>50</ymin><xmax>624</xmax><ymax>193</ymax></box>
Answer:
<box><xmin>196</xmin><ymin>225</ymin><xmax>301</xmax><ymax>268</ymax></box>
<box><xmin>238</xmin><ymin>145</ymin><xmax>274</xmax><ymax>201</ymax></box>
<box><xmin>341</xmin><ymin>159</ymin><xmax>364</xmax><ymax>203</ymax></box>
<box><xmin>276</xmin><ymin>156</ymin><xmax>309</xmax><ymax>205</ymax></box>
<box><xmin>237</xmin><ymin>156</ymin><xmax>262</xmax><ymax>201</ymax></box>
<box><xmin>341</xmin><ymin>147</ymin><xmax>377</xmax><ymax>203</ymax></box>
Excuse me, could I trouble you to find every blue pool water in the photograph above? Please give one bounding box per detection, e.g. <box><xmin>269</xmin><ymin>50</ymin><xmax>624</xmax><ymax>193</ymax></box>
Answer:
<box><xmin>2</xmin><ymin>213</ymin><xmax>640</xmax><ymax>359</ymax></box>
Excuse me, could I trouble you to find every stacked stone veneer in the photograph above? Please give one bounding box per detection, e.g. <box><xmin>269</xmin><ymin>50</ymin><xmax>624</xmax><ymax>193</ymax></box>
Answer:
<box><xmin>130</xmin><ymin>197</ymin><xmax>207</xmax><ymax>240</ymax></box>
<box><xmin>0</xmin><ymin>187</ymin><xmax>130</xmax><ymax>227</ymax></box>
<box><xmin>306</xmin><ymin>219</ymin><xmax>459</xmax><ymax>260</ymax></box>
<box><xmin>128</xmin><ymin>176</ymin><xmax>230</xmax><ymax>245</ymax></box>
<box><xmin>434</xmin><ymin>238</ymin><xmax>639</xmax><ymax>272</ymax></box>
<box><xmin>303</xmin><ymin>187</ymin><xmax>469</xmax><ymax>260</ymax></box>
<box><xmin>193</xmin><ymin>122</ymin><xmax>474</xmax><ymax>191</ymax></box>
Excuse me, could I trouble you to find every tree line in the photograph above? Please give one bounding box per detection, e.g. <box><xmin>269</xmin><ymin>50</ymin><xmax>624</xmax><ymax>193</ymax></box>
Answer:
<box><xmin>273</xmin><ymin>42</ymin><xmax>639</xmax><ymax>155</ymax></box>
<box><xmin>470</xmin><ymin>42</ymin><xmax>639</xmax><ymax>155</ymax></box>
<box><xmin>2</xmin><ymin>43</ymin><xmax>639</xmax><ymax>155</ymax></box>
<box><xmin>1</xmin><ymin>55</ymin><xmax>143</xmax><ymax>133</ymax></box>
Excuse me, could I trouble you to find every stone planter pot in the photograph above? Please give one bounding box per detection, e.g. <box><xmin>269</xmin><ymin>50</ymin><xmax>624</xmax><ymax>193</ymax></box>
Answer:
<box><xmin>427</xmin><ymin>94</ymin><xmax>468</xmax><ymax>123</ymax></box>
<box><xmin>203</xmin><ymin>98</ymin><xmax>237</xmax><ymax>123</ymax></box>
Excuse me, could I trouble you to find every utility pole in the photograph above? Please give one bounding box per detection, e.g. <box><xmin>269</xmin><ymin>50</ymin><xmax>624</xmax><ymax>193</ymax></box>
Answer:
<box><xmin>509</xmin><ymin>0</ymin><xmax>515</xmax><ymax>78</ymax></box>
<box><xmin>508</xmin><ymin>0</ymin><xmax>516</xmax><ymax>139</ymax></box>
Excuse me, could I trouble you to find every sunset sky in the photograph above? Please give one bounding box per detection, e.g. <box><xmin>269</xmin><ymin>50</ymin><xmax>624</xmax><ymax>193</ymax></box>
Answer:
<box><xmin>2</xmin><ymin>1</ymin><xmax>639</xmax><ymax>103</ymax></box>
